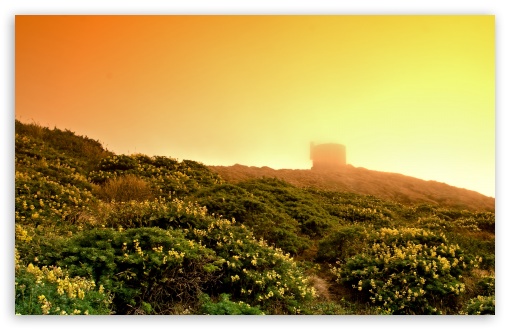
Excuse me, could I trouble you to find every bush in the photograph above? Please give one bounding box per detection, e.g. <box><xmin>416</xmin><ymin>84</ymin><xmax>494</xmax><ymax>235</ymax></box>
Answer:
<box><xmin>194</xmin><ymin>184</ymin><xmax>310</xmax><ymax>254</ymax></box>
<box><xmin>199</xmin><ymin>294</ymin><xmax>264</xmax><ymax>315</ymax></box>
<box><xmin>461</xmin><ymin>295</ymin><xmax>495</xmax><ymax>315</ymax></box>
<box><xmin>332</xmin><ymin>227</ymin><xmax>480</xmax><ymax>314</ymax></box>
<box><xmin>473</xmin><ymin>275</ymin><xmax>495</xmax><ymax>297</ymax></box>
<box><xmin>15</xmin><ymin>250</ymin><xmax>112</xmax><ymax>315</ymax></box>
<box><xmin>89</xmin><ymin>197</ymin><xmax>207</xmax><ymax>230</ymax></box>
<box><xmin>15</xmin><ymin>167</ymin><xmax>97</xmax><ymax>230</ymax></box>
<box><xmin>331</xmin><ymin>204</ymin><xmax>392</xmax><ymax>227</ymax></box>
<box><xmin>89</xmin><ymin>154</ymin><xmax>222</xmax><ymax>197</ymax></box>
<box><xmin>94</xmin><ymin>175</ymin><xmax>154</xmax><ymax>202</ymax></box>
<box><xmin>15</xmin><ymin>120</ymin><xmax>495</xmax><ymax>315</ymax></box>
<box><xmin>316</xmin><ymin>225</ymin><xmax>366</xmax><ymax>263</ymax></box>
<box><xmin>15</xmin><ymin>119</ymin><xmax>112</xmax><ymax>173</ymax></box>
<box><xmin>238</xmin><ymin>178</ymin><xmax>336</xmax><ymax>237</ymax></box>
<box><xmin>40</xmin><ymin>227</ymin><xmax>221</xmax><ymax>314</ymax></box>
<box><xmin>187</xmin><ymin>217</ymin><xmax>317</xmax><ymax>314</ymax></box>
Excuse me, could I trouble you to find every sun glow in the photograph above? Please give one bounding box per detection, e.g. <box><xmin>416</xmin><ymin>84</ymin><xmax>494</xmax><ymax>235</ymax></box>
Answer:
<box><xmin>15</xmin><ymin>15</ymin><xmax>494</xmax><ymax>197</ymax></box>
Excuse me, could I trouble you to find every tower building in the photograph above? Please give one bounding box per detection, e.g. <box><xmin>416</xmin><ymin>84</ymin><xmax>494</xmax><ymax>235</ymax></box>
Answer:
<box><xmin>310</xmin><ymin>142</ymin><xmax>346</xmax><ymax>170</ymax></box>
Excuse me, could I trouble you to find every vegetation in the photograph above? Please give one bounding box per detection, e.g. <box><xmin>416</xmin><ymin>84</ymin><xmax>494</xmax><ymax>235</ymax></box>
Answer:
<box><xmin>14</xmin><ymin>119</ymin><xmax>495</xmax><ymax>315</ymax></box>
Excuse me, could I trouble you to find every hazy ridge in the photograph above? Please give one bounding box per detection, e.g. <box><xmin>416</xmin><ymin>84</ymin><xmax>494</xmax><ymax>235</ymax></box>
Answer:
<box><xmin>209</xmin><ymin>164</ymin><xmax>495</xmax><ymax>212</ymax></box>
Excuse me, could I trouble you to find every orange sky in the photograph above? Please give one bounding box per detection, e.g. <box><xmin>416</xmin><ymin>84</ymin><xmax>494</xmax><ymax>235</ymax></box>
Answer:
<box><xmin>15</xmin><ymin>15</ymin><xmax>495</xmax><ymax>197</ymax></box>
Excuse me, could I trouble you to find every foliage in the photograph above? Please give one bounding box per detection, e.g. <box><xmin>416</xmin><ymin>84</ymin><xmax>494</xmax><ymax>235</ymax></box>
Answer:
<box><xmin>194</xmin><ymin>183</ymin><xmax>311</xmax><ymax>254</ymax></box>
<box><xmin>39</xmin><ymin>227</ymin><xmax>221</xmax><ymax>314</ymax></box>
<box><xmin>14</xmin><ymin>120</ymin><xmax>496</xmax><ymax>315</ymax></box>
<box><xmin>417</xmin><ymin>211</ymin><xmax>495</xmax><ymax>233</ymax></box>
<box><xmin>83</xmin><ymin>197</ymin><xmax>207</xmax><ymax>230</ymax></box>
<box><xmin>15</xmin><ymin>250</ymin><xmax>112</xmax><ymax>315</ymax></box>
<box><xmin>238</xmin><ymin>179</ymin><xmax>337</xmax><ymax>237</ymax></box>
<box><xmin>184</xmin><ymin>217</ymin><xmax>316</xmax><ymax>314</ymax></box>
<box><xmin>199</xmin><ymin>293</ymin><xmax>264</xmax><ymax>315</ymax></box>
<box><xmin>308</xmin><ymin>190</ymin><xmax>402</xmax><ymax>224</ymax></box>
<box><xmin>15</xmin><ymin>120</ymin><xmax>112</xmax><ymax>173</ymax></box>
<box><xmin>473</xmin><ymin>275</ymin><xmax>495</xmax><ymax>297</ymax></box>
<box><xmin>461</xmin><ymin>295</ymin><xmax>495</xmax><ymax>315</ymax></box>
<box><xmin>316</xmin><ymin>225</ymin><xmax>366</xmax><ymax>263</ymax></box>
<box><xmin>94</xmin><ymin>174</ymin><xmax>154</xmax><ymax>203</ymax></box>
<box><xmin>332</xmin><ymin>227</ymin><xmax>481</xmax><ymax>314</ymax></box>
<box><xmin>89</xmin><ymin>154</ymin><xmax>223</xmax><ymax>198</ymax></box>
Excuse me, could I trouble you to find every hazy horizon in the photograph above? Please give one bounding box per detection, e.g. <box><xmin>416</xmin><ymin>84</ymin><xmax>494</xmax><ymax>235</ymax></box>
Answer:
<box><xmin>15</xmin><ymin>15</ymin><xmax>495</xmax><ymax>197</ymax></box>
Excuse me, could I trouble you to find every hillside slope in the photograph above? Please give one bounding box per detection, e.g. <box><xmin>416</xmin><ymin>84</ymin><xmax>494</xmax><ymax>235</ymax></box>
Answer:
<box><xmin>208</xmin><ymin>164</ymin><xmax>495</xmax><ymax>212</ymax></box>
<box><xmin>15</xmin><ymin>120</ymin><xmax>495</xmax><ymax>315</ymax></box>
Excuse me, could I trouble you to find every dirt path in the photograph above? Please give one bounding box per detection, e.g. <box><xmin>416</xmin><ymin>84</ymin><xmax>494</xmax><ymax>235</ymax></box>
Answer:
<box><xmin>308</xmin><ymin>274</ymin><xmax>333</xmax><ymax>301</ymax></box>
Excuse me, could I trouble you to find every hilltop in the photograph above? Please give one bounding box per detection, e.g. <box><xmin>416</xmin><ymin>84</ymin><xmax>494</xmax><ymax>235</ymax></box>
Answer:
<box><xmin>209</xmin><ymin>164</ymin><xmax>495</xmax><ymax>212</ymax></box>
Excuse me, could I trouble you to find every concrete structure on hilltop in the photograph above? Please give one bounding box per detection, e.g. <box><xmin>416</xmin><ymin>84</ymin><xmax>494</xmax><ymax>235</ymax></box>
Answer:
<box><xmin>310</xmin><ymin>142</ymin><xmax>346</xmax><ymax>170</ymax></box>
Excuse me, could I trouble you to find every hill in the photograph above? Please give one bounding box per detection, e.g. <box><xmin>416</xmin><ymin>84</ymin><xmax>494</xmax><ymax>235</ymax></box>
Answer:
<box><xmin>208</xmin><ymin>164</ymin><xmax>495</xmax><ymax>212</ymax></box>
<box><xmin>14</xmin><ymin>120</ymin><xmax>495</xmax><ymax>315</ymax></box>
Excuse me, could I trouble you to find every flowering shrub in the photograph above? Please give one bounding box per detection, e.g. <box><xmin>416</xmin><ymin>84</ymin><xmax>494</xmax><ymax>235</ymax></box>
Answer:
<box><xmin>461</xmin><ymin>295</ymin><xmax>495</xmax><ymax>315</ymax></box>
<box><xmin>473</xmin><ymin>275</ymin><xmax>495</xmax><ymax>297</ymax></box>
<box><xmin>458</xmin><ymin>273</ymin><xmax>495</xmax><ymax>314</ymax></box>
<box><xmin>89</xmin><ymin>154</ymin><xmax>223</xmax><ymax>198</ymax></box>
<box><xmin>15</xmin><ymin>169</ymin><xmax>96</xmax><ymax>225</ymax></box>
<box><xmin>90</xmin><ymin>197</ymin><xmax>208</xmax><ymax>230</ymax></box>
<box><xmin>15</xmin><ymin>250</ymin><xmax>112</xmax><ymax>315</ymax></box>
<box><xmin>15</xmin><ymin>120</ymin><xmax>111</xmax><ymax>172</ymax></box>
<box><xmin>14</xmin><ymin>120</ymin><xmax>495</xmax><ymax>315</ymax></box>
<box><xmin>332</xmin><ymin>227</ymin><xmax>480</xmax><ymax>314</ymax></box>
<box><xmin>331</xmin><ymin>204</ymin><xmax>392</xmax><ymax>227</ymax></box>
<box><xmin>35</xmin><ymin>216</ymin><xmax>317</xmax><ymax>314</ymax></box>
<box><xmin>311</xmin><ymin>191</ymin><xmax>397</xmax><ymax>225</ymax></box>
<box><xmin>15</xmin><ymin>131</ymin><xmax>99</xmax><ymax>234</ymax></box>
<box><xmin>417</xmin><ymin>212</ymin><xmax>495</xmax><ymax>233</ymax></box>
<box><xmin>40</xmin><ymin>227</ymin><xmax>221</xmax><ymax>314</ymax></box>
<box><xmin>187</xmin><ymin>217</ymin><xmax>316</xmax><ymax>314</ymax></box>
<box><xmin>194</xmin><ymin>183</ymin><xmax>311</xmax><ymax>254</ymax></box>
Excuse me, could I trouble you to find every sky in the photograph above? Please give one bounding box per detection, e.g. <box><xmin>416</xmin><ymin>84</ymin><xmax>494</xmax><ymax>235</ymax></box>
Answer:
<box><xmin>15</xmin><ymin>15</ymin><xmax>495</xmax><ymax>197</ymax></box>
<box><xmin>4</xmin><ymin>1</ymin><xmax>510</xmax><ymax>327</ymax></box>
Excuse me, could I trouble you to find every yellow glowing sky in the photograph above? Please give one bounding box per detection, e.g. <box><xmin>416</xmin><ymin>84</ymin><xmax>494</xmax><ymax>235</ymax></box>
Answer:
<box><xmin>15</xmin><ymin>15</ymin><xmax>495</xmax><ymax>197</ymax></box>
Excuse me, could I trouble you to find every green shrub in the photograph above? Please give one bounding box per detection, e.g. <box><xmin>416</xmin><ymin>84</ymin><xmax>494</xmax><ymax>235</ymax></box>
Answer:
<box><xmin>316</xmin><ymin>225</ymin><xmax>366</xmax><ymax>263</ymax></box>
<box><xmin>37</xmin><ymin>215</ymin><xmax>317</xmax><ymax>315</ymax></box>
<box><xmin>443</xmin><ymin>232</ymin><xmax>494</xmax><ymax>271</ymax></box>
<box><xmin>90</xmin><ymin>197</ymin><xmax>207</xmax><ymax>230</ymax></box>
<box><xmin>331</xmin><ymin>204</ymin><xmax>392</xmax><ymax>227</ymax></box>
<box><xmin>89</xmin><ymin>154</ymin><xmax>222</xmax><ymax>197</ymax></box>
<box><xmin>472</xmin><ymin>212</ymin><xmax>495</xmax><ymax>233</ymax></box>
<box><xmin>98</xmin><ymin>154</ymin><xmax>139</xmax><ymax>172</ymax></box>
<box><xmin>15</xmin><ymin>250</ymin><xmax>112</xmax><ymax>315</ymax></box>
<box><xmin>15</xmin><ymin>120</ymin><xmax>495</xmax><ymax>315</ymax></box>
<box><xmin>417</xmin><ymin>211</ymin><xmax>495</xmax><ymax>234</ymax></box>
<box><xmin>15</xmin><ymin>167</ymin><xmax>97</xmax><ymax>230</ymax></box>
<box><xmin>332</xmin><ymin>227</ymin><xmax>480</xmax><ymax>314</ymax></box>
<box><xmin>238</xmin><ymin>178</ymin><xmax>336</xmax><ymax>238</ymax></box>
<box><xmin>199</xmin><ymin>293</ymin><xmax>264</xmax><ymax>315</ymax></box>
<box><xmin>194</xmin><ymin>184</ymin><xmax>310</xmax><ymax>254</ymax></box>
<box><xmin>473</xmin><ymin>275</ymin><xmax>495</xmax><ymax>297</ymax></box>
<box><xmin>309</xmin><ymin>190</ymin><xmax>400</xmax><ymax>224</ymax></box>
<box><xmin>461</xmin><ymin>295</ymin><xmax>495</xmax><ymax>315</ymax></box>
<box><xmin>187</xmin><ymin>217</ymin><xmax>316</xmax><ymax>314</ymax></box>
<box><xmin>40</xmin><ymin>227</ymin><xmax>221</xmax><ymax>314</ymax></box>
<box><xmin>15</xmin><ymin>120</ymin><xmax>111</xmax><ymax>173</ymax></box>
